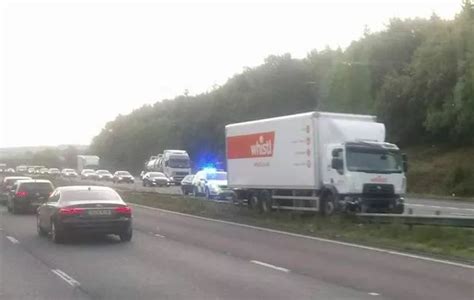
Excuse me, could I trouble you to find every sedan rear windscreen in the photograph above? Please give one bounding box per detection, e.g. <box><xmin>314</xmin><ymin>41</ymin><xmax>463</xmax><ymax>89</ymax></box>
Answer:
<box><xmin>19</xmin><ymin>182</ymin><xmax>54</xmax><ymax>192</ymax></box>
<box><xmin>61</xmin><ymin>190</ymin><xmax>121</xmax><ymax>201</ymax></box>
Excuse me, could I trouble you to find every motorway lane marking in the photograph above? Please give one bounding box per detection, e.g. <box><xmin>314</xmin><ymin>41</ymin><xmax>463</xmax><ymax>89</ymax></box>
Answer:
<box><xmin>51</xmin><ymin>269</ymin><xmax>80</xmax><ymax>287</ymax></box>
<box><xmin>131</xmin><ymin>203</ymin><xmax>474</xmax><ymax>270</ymax></box>
<box><xmin>368</xmin><ymin>292</ymin><xmax>380</xmax><ymax>296</ymax></box>
<box><xmin>154</xmin><ymin>233</ymin><xmax>166</xmax><ymax>238</ymax></box>
<box><xmin>406</xmin><ymin>203</ymin><xmax>474</xmax><ymax>212</ymax></box>
<box><xmin>6</xmin><ymin>236</ymin><xmax>19</xmax><ymax>244</ymax></box>
<box><xmin>251</xmin><ymin>260</ymin><xmax>290</xmax><ymax>273</ymax></box>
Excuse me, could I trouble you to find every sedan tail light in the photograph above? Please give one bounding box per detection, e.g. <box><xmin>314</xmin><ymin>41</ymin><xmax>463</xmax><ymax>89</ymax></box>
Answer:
<box><xmin>115</xmin><ymin>206</ymin><xmax>132</xmax><ymax>216</ymax></box>
<box><xmin>16</xmin><ymin>191</ymin><xmax>28</xmax><ymax>197</ymax></box>
<box><xmin>59</xmin><ymin>207</ymin><xmax>85</xmax><ymax>215</ymax></box>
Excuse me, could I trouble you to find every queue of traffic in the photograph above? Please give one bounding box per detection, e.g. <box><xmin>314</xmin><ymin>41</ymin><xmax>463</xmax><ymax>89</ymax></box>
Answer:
<box><xmin>2</xmin><ymin>111</ymin><xmax>408</xmax><ymax>217</ymax></box>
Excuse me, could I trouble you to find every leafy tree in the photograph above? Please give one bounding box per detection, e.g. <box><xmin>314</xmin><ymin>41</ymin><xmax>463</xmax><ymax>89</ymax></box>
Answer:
<box><xmin>90</xmin><ymin>2</ymin><xmax>474</xmax><ymax>171</ymax></box>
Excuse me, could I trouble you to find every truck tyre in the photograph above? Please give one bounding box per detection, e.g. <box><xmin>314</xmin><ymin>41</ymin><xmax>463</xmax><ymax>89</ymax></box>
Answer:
<box><xmin>248</xmin><ymin>193</ymin><xmax>260</xmax><ymax>211</ymax></box>
<box><xmin>260</xmin><ymin>190</ymin><xmax>272</xmax><ymax>214</ymax></box>
<box><xmin>392</xmin><ymin>205</ymin><xmax>404</xmax><ymax>214</ymax></box>
<box><xmin>321</xmin><ymin>192</ymin><xmax>336</xmax><ymax>216</ymax></box>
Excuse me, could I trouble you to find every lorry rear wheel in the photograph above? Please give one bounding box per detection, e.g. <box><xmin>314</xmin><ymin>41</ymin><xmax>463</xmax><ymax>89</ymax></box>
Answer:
<box><xmin>321</xmin><ymin>193</ymin><xmax>336</xmax><ymax>216</ymax></box>
<box><xmin>260</xmin><ymin>190</ymin><xmax>272</xmax><ymax>214</ymax></box>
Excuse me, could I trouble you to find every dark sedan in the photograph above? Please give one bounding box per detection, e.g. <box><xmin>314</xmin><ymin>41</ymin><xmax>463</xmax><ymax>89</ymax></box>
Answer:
<box><xmin>180</xmin><ymin>175</ymin><xmax>195</xmax><ymax>195</ymax></box>
<box><xmin>142</xmin><ymin>172</ymin><xmax>170</xmax><ymax>187</ymax></box>
<box><xmin>37</xmin><ymin>186</ymin><xmax>133</xmax><ymax>243</ymax></box>
<box><xmin>8</xmin><ymin>179</ymin><xmax>54</xmax><ymax>214</ymax></box>
<box><xmin>113</xmin><ymin>171</ymin><xmax>135</xmax><ymax>183</ymax></box>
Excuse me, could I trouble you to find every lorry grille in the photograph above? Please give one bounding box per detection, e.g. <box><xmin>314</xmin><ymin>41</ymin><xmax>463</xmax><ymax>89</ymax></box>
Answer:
<box><xmin>363</xmin><ymin>184</ymin><xmax>394</xmax><ymax>197</ymax></box>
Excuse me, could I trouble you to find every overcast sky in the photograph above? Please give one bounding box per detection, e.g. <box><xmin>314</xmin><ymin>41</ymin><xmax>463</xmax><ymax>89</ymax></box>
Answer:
<box><xmin>0</xmin><ymin>0</ymin><xmax>459</xmax><ymax>147</ymax></box>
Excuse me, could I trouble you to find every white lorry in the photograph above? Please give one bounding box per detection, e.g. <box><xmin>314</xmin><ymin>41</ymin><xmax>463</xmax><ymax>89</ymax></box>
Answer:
<box><xmin>77</xmin><ymin>155</ymin><xmax>100</xmax><ymax>172</ymax></box>
<box><xmin>160</xmin><ymin>150</ymin><xmax>191</xmax><ymax>183</ymax></box>
<box><xmin>226</xmin><ymin>112</ymin><xmax>407</xmax><ymax>215</ymax></box>
<box><xmin>144</xmin><ymin>150</ymin><xmax>191</xmax><ymax>184</ymax></box>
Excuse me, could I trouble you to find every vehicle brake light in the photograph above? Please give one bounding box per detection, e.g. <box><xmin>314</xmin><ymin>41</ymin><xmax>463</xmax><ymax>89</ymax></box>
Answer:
<box><xmin>59</xmin><ymin>207</ymin><xmax>85</xmax><ymax>215</ymax></box>
<box><xmin>115</xmin><ymin>206</ymin><xmax>132</xmax><ymax>216</ymax></box>
<box><xmin>16</xmin><ymin>191</ymin><xmax>28</xmax><ymax>197</ymax></box>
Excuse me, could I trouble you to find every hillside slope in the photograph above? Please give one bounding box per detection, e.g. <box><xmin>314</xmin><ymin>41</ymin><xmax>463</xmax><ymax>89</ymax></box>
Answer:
<box><xmin>407</xmin><ymin>145</ymin><xmax>474</xmax><ymax>197</ymax></box>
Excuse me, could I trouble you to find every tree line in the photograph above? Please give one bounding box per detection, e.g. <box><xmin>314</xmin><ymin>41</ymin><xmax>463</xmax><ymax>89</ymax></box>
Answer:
<box><xmin>90</xmin><ymin>1</ymin><xmax>474</xmax><ymax>173</ymax></box>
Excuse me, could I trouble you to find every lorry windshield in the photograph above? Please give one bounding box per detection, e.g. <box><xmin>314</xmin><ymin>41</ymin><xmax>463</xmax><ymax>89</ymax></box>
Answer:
<box><xmin>346</xmin><ymin>148</ymin><xmax>403</xmax><ymax>173</ymax></box>
<box><xmin>168</xmin><ymin>158</ymin><xmax>190</xmax><ymax>168</ymax></box>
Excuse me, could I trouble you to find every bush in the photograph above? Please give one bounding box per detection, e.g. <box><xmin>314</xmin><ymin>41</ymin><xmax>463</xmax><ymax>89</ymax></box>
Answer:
<box><xmin>444</xmin><ymin>166</ymin><xmax>474</xmax><ymax>196</ymax></box>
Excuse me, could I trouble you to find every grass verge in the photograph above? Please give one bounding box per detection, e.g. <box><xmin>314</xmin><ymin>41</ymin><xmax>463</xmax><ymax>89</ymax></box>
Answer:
<box><xmin>120</xmin><ymin>190</ymin><xmax>474</xmax><ymax>263</ymax></box>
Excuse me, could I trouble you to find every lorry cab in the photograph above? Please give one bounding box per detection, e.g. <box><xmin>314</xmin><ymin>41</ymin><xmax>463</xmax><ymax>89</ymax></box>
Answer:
<box><xmin>162</xmin><ymin>150</ymin><xmax>191</xmax><ymax>184</ymax></box>
<box><xmin>323</xmin><ymin>141</ymin><xmax>407</xmax><ymax>213</ymax></box>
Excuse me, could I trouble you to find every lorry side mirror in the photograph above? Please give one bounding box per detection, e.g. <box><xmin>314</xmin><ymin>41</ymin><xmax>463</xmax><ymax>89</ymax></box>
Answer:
<box><xmin>331</xmin><ymin>158</ymin><xmax>343</xmax><ymax>171</ymax></box>
<box><xmin>402</xmin><ymin>153</ymin><xmax>408</xmax><ymax>172</ymax></box>
<box><xmin>332</xmin><ymin>149</ymin><xmax>341</xmax><ymax>157</ymax></box>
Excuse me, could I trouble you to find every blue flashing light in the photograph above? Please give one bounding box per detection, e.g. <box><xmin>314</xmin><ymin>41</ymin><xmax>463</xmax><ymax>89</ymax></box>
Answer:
<box><xmin>203</xmin><ymin>167</ymin><xmax>217</xmax><ymax>173</ymax></box>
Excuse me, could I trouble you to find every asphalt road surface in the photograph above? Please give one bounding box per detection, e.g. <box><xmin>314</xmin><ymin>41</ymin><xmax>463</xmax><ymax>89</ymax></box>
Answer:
<box><xmin>0</xmin><ymin>204</ymin><xmax>473</xmax><ymax>300</ymax></box>
<box><xmin>73</xmin><ymin>178</ymin><xmax>474</xmax><ymax>217</ymax></box>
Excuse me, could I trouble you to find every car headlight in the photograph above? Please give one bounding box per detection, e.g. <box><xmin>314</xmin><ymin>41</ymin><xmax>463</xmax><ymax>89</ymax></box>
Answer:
<box><xmin>118</xmin><ymin>177</ymin><xmax>123</xmax><ymax>180</ymax></box>
<box><xmin>209</xmin><ymin>183</ymin><xmax>221</xmax><ymax>192</ymax></box>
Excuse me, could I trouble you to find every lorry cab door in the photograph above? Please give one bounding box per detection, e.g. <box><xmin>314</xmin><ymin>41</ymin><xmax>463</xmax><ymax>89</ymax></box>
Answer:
<box><xmin>323</xmin><ymin>145</ymin><xmax>346</xmax><ymax>192</ymax></box>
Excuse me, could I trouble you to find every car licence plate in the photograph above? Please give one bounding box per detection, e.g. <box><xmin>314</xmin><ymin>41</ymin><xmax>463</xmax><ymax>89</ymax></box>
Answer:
<box><xmin>88</xmin><ymin>209</ymin><xmax>112</xmax><ymax>216</ymax></box>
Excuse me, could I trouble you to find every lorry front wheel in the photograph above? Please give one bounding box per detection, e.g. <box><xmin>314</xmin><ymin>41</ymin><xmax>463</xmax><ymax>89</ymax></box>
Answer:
<box><xmin>321</xmin><ymin>193</ymin><xmax>336</xmax><ymax>216</ymax></box>
<box><xmin>248</xmin><ymin>193</ymin><xmax>260</xmax><ymax>211</ymax></box>
<box><xmin>392</xmin><ymin>205</ymin><xmax>404</xmax><ymax>214</ymax></box>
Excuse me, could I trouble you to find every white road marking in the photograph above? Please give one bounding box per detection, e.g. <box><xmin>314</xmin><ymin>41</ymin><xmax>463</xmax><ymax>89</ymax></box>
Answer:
<box><xmin>406</xmin><ymin>203</ymin><xmax>474</xmax><ymax>212</ymax></box>
<box><xmin>6</xmin><ymin>236</ymin><xmax>19</xmax><ymax>244</ymax></box>
<box><xmin>154</xmin><ymin>233</ymin><xmax>165</xmax><ymax>238</ymax></box>
<box><xmin>451</xmin><ymin>213</ymin><xmax>474</xmax><ymax>216</ymax></box>
<box><xmin>368</xmin><ymin>292</ymin><xmax>380</xmax><ymax>296</ymax></box>
<box><xmin>51</xmin><ymin>269</ymin><xmax>80</xmax><ymax>287</ymax></box>
<box><xmin>251</xmin><ymin>260</ymin><xmax>290</xmax><ymax>273</ymax></box>
<box><xmin>130</xmin><ymin>203</ymin><xmax>474</xmax><ymax>270</ymax></box>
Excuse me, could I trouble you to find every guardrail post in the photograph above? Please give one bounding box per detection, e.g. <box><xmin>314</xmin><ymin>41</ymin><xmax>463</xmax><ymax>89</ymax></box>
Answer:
<box><xmin>408</xmin><ymin>208</ymin><xmax>413</xmax><ymax>215</ymax></box>
<box><xmin>435</xmin><ymin>210</ymin><xmax>441</xmax><ymax>215</ymax></box>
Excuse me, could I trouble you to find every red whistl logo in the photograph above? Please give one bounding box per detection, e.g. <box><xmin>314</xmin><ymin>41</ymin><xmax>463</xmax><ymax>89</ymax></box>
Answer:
<box><xmin>370</xmin><ymin>176</ymin><xmax>388</xmax><ymax>183</ymax></box>
<box><xmin>227</xmin><ymin>132</ymin><xmax>275</xmax><ymax>159</ymax></box>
